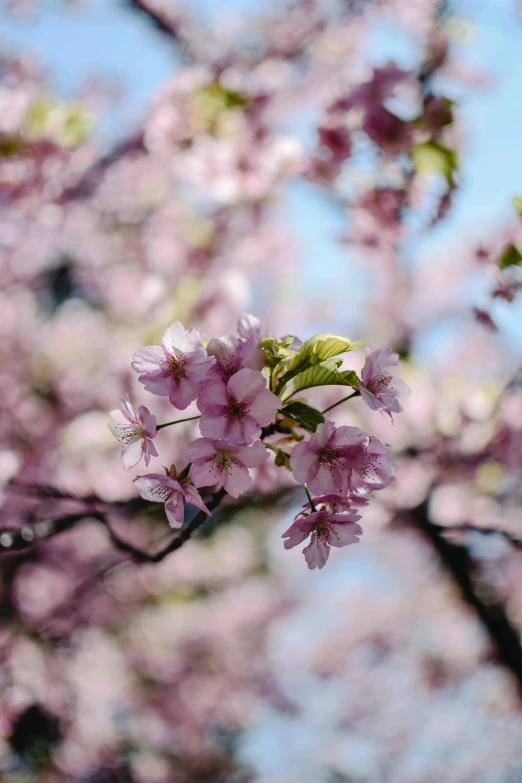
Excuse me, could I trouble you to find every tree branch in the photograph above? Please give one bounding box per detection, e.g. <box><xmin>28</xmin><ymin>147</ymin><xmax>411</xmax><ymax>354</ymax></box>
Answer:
<box><xmin>407</xmin><ymin>500</ymin><xmax>522</xmax><ymax>697</ymax></box>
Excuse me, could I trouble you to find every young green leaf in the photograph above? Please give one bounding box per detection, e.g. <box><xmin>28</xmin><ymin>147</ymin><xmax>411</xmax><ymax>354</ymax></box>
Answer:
<box><xmin>498</xmin><ymin>244</ymin><xmax>522</xmax><ymax>270</ymax></box>
<box><xmin>275</xmin><ymin>333</ymin><xmax>362</xmax><ymax>394</ymax></box>
<box><xmin>412</xmin><ymin>141</ymin><xmax>458</xmax><ymax>185</ymax></box>
<box><xmin>290</xmin><ymin>360</ymin><xmax>361</xmax><ymax>395</ymax></box>
<box><xmin>279</xmin><ymin>401</ymin><xmax>325</xmax><ymax>432</ymax></box>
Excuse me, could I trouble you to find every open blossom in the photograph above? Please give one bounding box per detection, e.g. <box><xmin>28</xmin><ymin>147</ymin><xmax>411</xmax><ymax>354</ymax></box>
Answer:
<box><xmin>290</xmin><ymin>420</ymin><xmax>367</xmax><ymax>495</ymax></box>
<box><xmin>108</xmin><ymin>396</ymin><xmax>158</xmax><ymax>470</ymax></box>
<box><xmin>131</xmin><ymin>322</ymin><xmax>215</xmax><ymax>410</ymax></box>
<box><xmin>206</xmin><ymin>334</ymin><xmax>264</xmax><ymax>382</ymax></box>
<box><xmin>348</xmin><ymin>436</ymin><xmax>395</xmax><ymax>491</ymax></box>
<box><xmin>183</xmin><ymin>437</ymin><xmax>269</xmax><ymax>498</ymax></box>
<box><xmin>360</xmin><ymin>347</ymin><xmax>411</xmax><ymax>420</ymax></box>
<box><xmin>197</xmin><ymin>368</ymin><xmax>280</xmax><ymax>444</ymax></box>
<box><xmin>134</xmin><ymin>466</ymin><xmax>210</xmax><ymax>528</ymax></box>
<box><xmin>282</xmin><ymin>508</ymin><xmax>363</xmax><ymax>569</ymax></box>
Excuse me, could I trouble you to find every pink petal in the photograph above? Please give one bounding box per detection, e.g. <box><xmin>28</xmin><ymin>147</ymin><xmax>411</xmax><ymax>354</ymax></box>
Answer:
<box><xmin>143</xmin><ymin>439</ymin><xmax>158</xmax><ymax>466</ymax></box>
<box><xmin>137</xmin><ymin>406</ymin><xmax>157</xmax><ymax>436</ymax></box>
<box><xmin>197</xmin><ymin>380</ymin><xmax>228</xmax><ymax>411</ymax></box>
<box><xmin>289</xmin><ymin>442</ymin><xmax>318</xmax><ymax>483</ymax></box>
<box><xmin>190</xmin><ymin>459</ymin><xmax>221</xmax><ymax>489</ymax></box>
<box><xmin>303</xmin><ymin>535</ymin><xmax>330</xmax><ymax>569</ymax></box>
<box><xmin>234</xmin><ymin>440</ymin><xmax>269</xmax><ymax>468</ymax></box>
<box><xmin>327</xmin><ymin>521</ymin><xmax>363</xmax><ymax>547</ymax></box>
<box><xmin>134</xmin><ymin>474</ymin><xmax>178</xmax><ymax>502</ymax></box>
<box><xmin>119</xmin><ymin>395</ymin><xmax>136</xmax><ymax>420</ymax></box>
<box><xmin>227</xmin><ymin>368</ymin><xmax>265</xmax><ymax>403</ymax></box>
<box><xmin>247</xmin><ymin>388</ymin><xmax>280</xmax><ymax>426</ymax></box>
<box><xmin>110</xmin><ymin>409</ymin><xmax>134</xmax><ymax>426</ymax></box>
<box><xmin>239</xmin><ymin>338</ymin><xmax>265</xmax><ymax>371</ymax></box>
<box><xmin>169</xmin><ymin>377</ymin><xmax>198</xmax><ymax>410</ymax></box>
<box><xmin>165</xmin><ymin>493</ymin><xmax>184</xmax><ymax>528</ymax></box>
<box><xmin>162</xmin><ymin>322</ymin><xmax>201</xmax><ymax>354</ymax></box>
<box><xmin>185</xmin><ymin>347</ymin><xmax>216</xmax><ymax>380</ymax></box>
<box><xmin>183</xmin><ymin>484</ymin><xmax>211</xmax><ymax>516</ymax></box>
<box><xmin>312</xmin><ymin>420</ymin><xmax>336</xmax><ymax>449</ymax></box>
<box><xmin>183</xmin><ymin>438</ymin><xmax>217</xmax><ymax>463</ymax></box>
<box><xmin>237</xmin><ymin>312</ymin><xmax>261</xmax><ymax>340</ymax></box>
<box><xmin>223</xmin><ymin>463</ymin><xmax>252</xmax><ymax>498</ymax></box>
<box><xmin>131</xmin><ymin>345</ymin><xmax>165</xmax><ymax>374</ymax></box>
<box><xmin>121</xmin><ymin>439</ymin><xmax>143</xmax><ymax>470</ymax></box>
<box><xmin>199</xmin><ymin>411</ymin><xmax>228</xmax><ymax>440</ymax></box>
<box><xmin>282</xmin><ymin>518</ymin><xmax>314</xmax><ymax>549</ymax></box>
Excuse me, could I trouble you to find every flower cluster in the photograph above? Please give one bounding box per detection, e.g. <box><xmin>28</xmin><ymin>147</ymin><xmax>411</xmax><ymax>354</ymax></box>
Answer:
<box><xmin>109</xmin><ymin>315</ymin><xmax>410</xmax><ymax>567</ymax></box>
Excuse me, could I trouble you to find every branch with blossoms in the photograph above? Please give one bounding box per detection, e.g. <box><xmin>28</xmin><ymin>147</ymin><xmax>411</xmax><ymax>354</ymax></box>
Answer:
<box><xmin>105</xmin><ymin>313</ymin><xmax>410</xmax><ymax>569</ymax></box>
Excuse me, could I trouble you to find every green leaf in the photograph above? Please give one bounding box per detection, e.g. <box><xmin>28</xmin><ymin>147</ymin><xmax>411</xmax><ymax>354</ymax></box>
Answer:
<box><xmin>260</xmin><ymin>336</ymin><xmax>297</xmax><ymax>369</ymax></box>
<box><xmin>280</xmin><ymin>402</ymin><xmax>325</xmax><ymax>432</ymax></box>
<box><xmin>512</xmin><ymin>196</ymin><xmax>522</xmax><ymax>218</ymax></box>
<box><xmin>274</xmin><ymin>449</ymin><xmax>291</xmax><ymax>469</ymax></box>
<box><xmin>275</xmin><ymin>333</ymin><xmax>362</xmax><ymax>394</ymax></box>
<box><xmin>498</xmin><ymin>244</ymin><xmax>522</xmax><ymax>270</ymax></box>
<box><xmin>412</xmin><ymin>141</ymin><xmax>458</xmax><ymax>185</ymax></box>
<box><xmin>291</xmin><ymin>360</ymin><xmax>360</xmax><ymax>395</ymax></box>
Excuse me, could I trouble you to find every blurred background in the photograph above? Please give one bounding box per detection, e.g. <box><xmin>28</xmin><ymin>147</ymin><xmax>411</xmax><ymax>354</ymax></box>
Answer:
<box><xmin>2</xmin><ymin>0</ymin><xmax>522</xmax><ymax>780</ymax></box>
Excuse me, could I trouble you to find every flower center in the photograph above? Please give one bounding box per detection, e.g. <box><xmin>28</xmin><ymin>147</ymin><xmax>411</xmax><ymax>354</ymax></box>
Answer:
<box><xmin>214</xmin><ymin>448</ymin><xmax>235</xmax><ymax>473</ymax></box>
<box><xmin>228</xmin><ymin>398</ymin><xmax>247</xmax><ymax>421</ymax></box>
<box><xmin>317</xmin><ymin>447</ymin><xmax>341</xmax><ymax>467</ymax></box>
<box><xmin>113</xmin><ymin>423</ymin><xmax>140</xmax><ymax>444</ymax></box>
<box><xmin>313</xmin><ymin>515</ymin><xmax>331</xmax><ymax>541</ymax></box>
<box><xmin>169</xmin><ymin>354</ymin><xmax>186</xmax><ymax>380</ymax></box>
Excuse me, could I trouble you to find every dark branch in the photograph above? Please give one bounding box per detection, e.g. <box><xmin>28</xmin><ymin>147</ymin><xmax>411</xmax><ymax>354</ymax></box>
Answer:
<box><xmin>407</xmin><ymin>500</ymin><xmax>522</xmax><ymax>697</ymax></box>
<box><xmin>124</xmin><ymin>0</ymin><xmax>185</xmax><ymax>40</ymax></box>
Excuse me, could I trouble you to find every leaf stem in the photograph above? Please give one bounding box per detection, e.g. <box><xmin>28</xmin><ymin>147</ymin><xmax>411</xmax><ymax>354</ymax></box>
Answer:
<box><xmin>157</xmin><ymin>415</ymin><xmax>201</xmax><ymax>431</ymax></box>
<box><xmin>304</xmin><ymin>485</ymin><xmax>316</xmax><ymax>511</ymax></box>
<box><xmin>321</xmin><ymin>391</ymin><xmax>359</xmax><ymax>414</ymax></box>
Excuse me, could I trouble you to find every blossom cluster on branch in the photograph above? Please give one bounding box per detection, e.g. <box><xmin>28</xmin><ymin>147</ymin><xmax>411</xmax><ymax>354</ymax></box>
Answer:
<box><xmin>109</xmin><ymin>314</ymin><xmax>410</xmax><ymax>568</ymax></box>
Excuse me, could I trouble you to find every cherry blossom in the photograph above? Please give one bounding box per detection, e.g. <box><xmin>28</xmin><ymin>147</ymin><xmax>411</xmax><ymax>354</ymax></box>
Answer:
<box><xmin>360</xmin><ymin>347</ymin><xmax>411</xmax><ymax>421</ymax></box>
<box><xmin>290</xmin><ymin>420</ymin><xmax>368</xmax><ymax>495</ymax></box>
<box><xmin>134</xmin><ymin>466</ymin><xmax>210</xmax><ymax>528</ymax></box>
<box><xmin>348</xmin><ymin>436</ymin><xmax>395</xmax><ymax>491</ymax></box>
<box><xmin>183</xmin><ymin>437</ymin><xmax>269</xmax><ymax>498</ymax></box>
<box><xmin>206</xmin><ymin>334</ymin><xmax>264</xmax><ymax>382</ymax></box>
<box><xmin>132</xmin><ymin>322</ymin><xmax>215</xmax><ymax>410</ymax></box>
<box><xmin>197</xmin><ymin>368</ymin><xmax>280</xmax><ymax>444</ymax></box>
<box><xmin>282</xmin><ymin>508</ymin><xmax>363</xmax><ymax>569</ymax></box>
<box><xmin>107</xmin><ymin>396</ymin><xmax>158</xmax><ymax>470</ymax></box>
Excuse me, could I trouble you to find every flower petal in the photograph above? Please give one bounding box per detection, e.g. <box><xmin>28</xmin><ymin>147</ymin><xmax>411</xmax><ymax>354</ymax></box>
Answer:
<box><xmin>121</xmin><ymin>439</ymin><xmax>143</xmax><ymax>470</ymax></box>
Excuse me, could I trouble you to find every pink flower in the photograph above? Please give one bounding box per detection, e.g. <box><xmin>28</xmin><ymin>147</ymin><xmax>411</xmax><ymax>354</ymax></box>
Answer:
<box><xmin>290</xmin><ymin>420</ymin><xmax>367</xmax><ymax>495</ymax></box>
<box><xmin>108</xmin><ymin>396</ymin><xmax>158</xmax><ymax>470</ymax></box>
<box><xmin>206</xmin><ymin>334</ymin><xmax>264</xmax><ymax>382</ymax></box>
<box><xmin>363</xmin><ymin>106</ymin><xmax>411</xmax><ymax>155</ymax></box>
<box><xmin>360</xmin><ymin>347</ymin><xmax>411</xmax><ymax>421</ymax></box>
<box><xmin>183</xmin><ymin>437</ymin><xmax>269</xmax><ymax>498</ymax></box>
<box><xmin>308</xmin><ymin>494</ymin><xmax>369</xmax><ymax>513</ymax></box>
<box><xmin>282</xmin><ymin>508</ymin><xmax>363</xmax><ymax>570</ymax></box>
<box><xmin>348</xmin><ymin>436</ymin><xmax>395</xmax><ymax>491</ymax></box>
<box><xmin>134</xmin><ymin>466</ymin><xmax>210</xmax><ymax>528</ymax></box>
<box><xmin>132</xmin><ymin>322</ymin><xmax>215</xmax><ymax>410</ymax></box>
<box><xmin>237</xmin><ymin>312</ymin><xmax>262</xmax><ymax>340</ymax></box>
<box><xmin>197</xmin><ymin>368</ymin><xmax>280</xmax><ymax>444</ymax></box>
